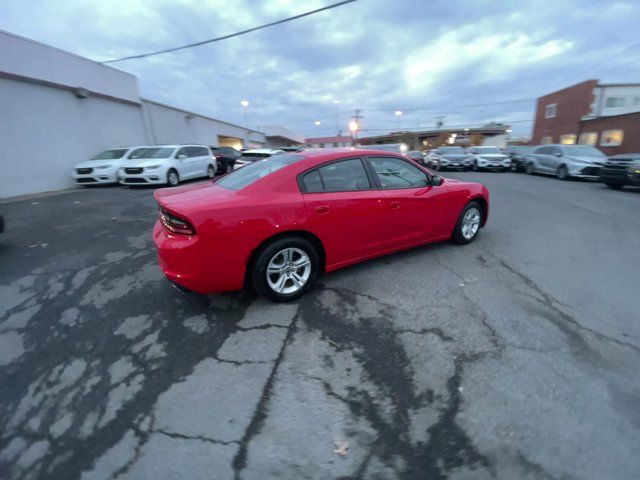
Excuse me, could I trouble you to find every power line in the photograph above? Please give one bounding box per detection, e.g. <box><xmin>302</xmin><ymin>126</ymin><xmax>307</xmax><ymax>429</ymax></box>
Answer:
<box><xmin>101</xmin><ymin>0</ymin><xmax>357</xmax><ymax>64</ymax></box>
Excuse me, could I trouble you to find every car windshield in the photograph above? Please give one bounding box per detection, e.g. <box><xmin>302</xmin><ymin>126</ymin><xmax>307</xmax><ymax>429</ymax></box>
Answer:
<box><xmin>475</xmin><ymin>147</ymin><xmax>502</xmax><ymax>154</ymax></box>
<box><xmin>439</xmin><ymin>147</ymin><xmax>465</xmax><ymax>153</ymax></box>
<box><xmin>217</xmin><ymin>154</ymin><xmax>304</xmax><ymax>190</ymax></box>
<box><xmin>128</xmin><ymin>147</ymin><xmax>175</xmax><ymax>159</ymax></box>
<box><xmin>91</xmin><ymin>149</ymin><xmax>128</xmax><ymax>160</ymax></box>
<box><xmin>562</xmin><ymin>146</ymin><xmax>605</xmax><ymax>157</ymax></box>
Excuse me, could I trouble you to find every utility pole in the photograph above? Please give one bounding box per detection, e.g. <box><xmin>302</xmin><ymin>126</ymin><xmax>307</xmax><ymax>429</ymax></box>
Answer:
<box><xmin>349</xmin><ymin>109</ymin><xmax>363</xmax><ymax>145</ymax></box>
<box><xmin>435</xmin><ymin>115</ymin><xmax>445</xmax><ymax>129</ymax></box>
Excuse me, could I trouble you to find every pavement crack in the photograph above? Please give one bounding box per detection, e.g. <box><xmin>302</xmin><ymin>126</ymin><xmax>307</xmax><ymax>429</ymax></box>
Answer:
<box><xmin>395</xmin><ymin>327</ymin><xmax>454</xmax><ymax>342</ymax></box>
<box><xmin>152</xmin><ymin>428</ymin><xmax>240</xmax><ymax>445</ymax></box>
<box><xmin>494</xmin><ymin>255</ymin><xmax>640</xmax><ymax>355</ymax></box>
<box><xmin>231</xmin><ymin>310</ymin><xmax>299</xmax><ymax>478</ymax></box>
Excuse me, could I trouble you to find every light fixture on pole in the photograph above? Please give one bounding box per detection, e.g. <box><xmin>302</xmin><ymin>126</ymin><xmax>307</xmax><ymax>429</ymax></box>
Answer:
<box><xmin>394</xmin><ymin>110</ymin><xmax>403</xmax><ymax>130</ymax></box>
<box><xmin>314</xmin><ymin>120</ymin><xmax>322</xmax><ymax>126</ymax></box>
<box><xmin>240</xmin><ymin>100</ymin><xmax>250</xmax><ymax>127</ymax></box>
<box><xmin>333</xmin><ymin>99</ymin><xmax>340</xmax><ymax>135</ymax></box>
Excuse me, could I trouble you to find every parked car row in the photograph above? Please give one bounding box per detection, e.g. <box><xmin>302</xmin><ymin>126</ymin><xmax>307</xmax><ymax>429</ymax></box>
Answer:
<box><xmin>72</xmin><ymin>145</ymin><xmax>285</xmax><ymax>187</ymax></box>
<box><xmin>405</xmin><ymin>144</ymin><xmax>640</xmax><ymax>189</ymax></box>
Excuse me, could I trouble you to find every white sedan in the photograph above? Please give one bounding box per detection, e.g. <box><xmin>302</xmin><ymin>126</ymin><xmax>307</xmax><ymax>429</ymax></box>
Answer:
<box><xmin>72</xmin><ymin>147</ymin><xmax>137</xmax><ymax>185</ymax></box>
<box><xmin>118</xmin><ymin>145</ymin><xmax>217</xmax><ymax>186</ymax></box>
<box><xmin>233</xmin><ymin>149</ymin><xmax>285</xmax><ymax>170</ymax></box>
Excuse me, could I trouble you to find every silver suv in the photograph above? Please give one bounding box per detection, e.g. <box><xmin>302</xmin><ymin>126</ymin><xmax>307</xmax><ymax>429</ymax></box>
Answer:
<box><xmin>524</xmin><ymin>144</ymin><xmax>606</xmax><ymax>180</ymax></box>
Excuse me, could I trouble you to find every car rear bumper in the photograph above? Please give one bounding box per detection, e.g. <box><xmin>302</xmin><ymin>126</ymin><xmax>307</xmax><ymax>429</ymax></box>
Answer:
<box><xmin>153</xmin><ymin>221</ymin><xmax>245</xmax><ymax>293</ymax></box>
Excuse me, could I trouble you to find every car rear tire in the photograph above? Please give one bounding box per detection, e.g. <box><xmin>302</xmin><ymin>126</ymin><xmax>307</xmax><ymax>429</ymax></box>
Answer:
<box><xmin>252</xmin><ymin>236</ymin><xmax>320</xmax><ymax>302</ymax></box>
<box><xmin>452</xmin><ymin>201</ymin><xmax>482</xmax><ymax>245</ymax></box>
<box><xmin>605</xmin><ymin>182</ymin><xmax>623</xmax><ymax>190</ymax></box>
<box><xmin>207</xmin><ymin>164</ymin><xmax>216</xmax><ymax>178</ymax></box>
<box><xmin>167</xmin><ymin>169</ymin><xmax>180</xmax><ymax>186</ymax></box>
<box><xmin>526</xmin><ymin>163</ymin><xmax>535</xmax><ymax>175</ymax></box>
<box><xmin>556</xmin><ymin>165</ymin><xmax>569</xmax><ymax>180</ymax></box>
<box><xmin>472</xmin><ymin>161</ymin><xmax>479</xmax><ymax>172</ymax></box>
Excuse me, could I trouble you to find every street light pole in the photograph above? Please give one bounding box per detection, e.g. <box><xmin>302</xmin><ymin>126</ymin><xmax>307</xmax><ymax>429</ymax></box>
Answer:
<box><xmin>240</xmin><ymin>100</ymin><xmax>250</xmax><ymax>127</ymax></box>
<box><xmin>333</xmin><ymin>99</ymin><xmax>340</xmax><ymax>136</ymax></box>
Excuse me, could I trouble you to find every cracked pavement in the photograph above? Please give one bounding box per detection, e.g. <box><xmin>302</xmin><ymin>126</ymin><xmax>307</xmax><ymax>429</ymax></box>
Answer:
<box><xmin>1</xmin><ymin>172</ymin><xmax>639</xmax><ymax>479</ymax></box>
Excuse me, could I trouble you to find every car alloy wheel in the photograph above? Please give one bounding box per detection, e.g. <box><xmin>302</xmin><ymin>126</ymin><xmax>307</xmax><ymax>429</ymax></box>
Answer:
<box><xmin>461</xmin><ymin>207</ymin><xmax>481</xmax><ymax>239</ymax></box>
<box><xmin>207</xmin><ymin>165</ymin><xmax>215</xmax><ymax>178</ymax></box>
<box><xmin>168</xmin><ymin>169</ymin><xmax>179</xmax><ymax>186</ymax></box>
<box><xmin>557</xmin><ymin>165</ymin><xmax>568</xmax><ymax>180</ymax></box>
<box><xmin>266</xmin><ymin>247</ymin><xmax>311</xmax><ymax>295</ymax></box>
<box><xmin>452</xmin><ymin>201</ymin><xmax>482</xmax><ymax>245</ymax></box>
<box><xmin>252</xmin><ymin>236</ymin><xmax>320</xmax><ymax>302</ymax></box>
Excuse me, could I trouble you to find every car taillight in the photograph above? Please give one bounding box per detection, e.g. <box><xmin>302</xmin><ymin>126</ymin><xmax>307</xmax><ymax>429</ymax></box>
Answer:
<box><xmin>159</xmin><ymin>208</ymin><xmax>196</xmax><ymax>236</ymax></box>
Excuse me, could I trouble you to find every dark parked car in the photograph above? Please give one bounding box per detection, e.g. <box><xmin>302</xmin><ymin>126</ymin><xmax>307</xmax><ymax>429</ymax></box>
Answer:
<box><xmin>504</xmin><ymin>146</ymin><xmax>534</xmax><ymax>172</ymax></box>
<box><xmin>599</xmin><ymin>153</ymin><xmax>640</xmax><ymax>189</ymax></box>
<box><xmin>210</xmin><ymin>147</ymin><xmax>241</xmax><ymax>173</ymax></box>
<box><xmin>407</xmin><ymin>150</ymin><xmax>425</xmax><ymax>163</ymax></box>
<box><xmin>0</xmin><ymin>214</ymin><xmax>4</xmax><ymax>233</ymax></box>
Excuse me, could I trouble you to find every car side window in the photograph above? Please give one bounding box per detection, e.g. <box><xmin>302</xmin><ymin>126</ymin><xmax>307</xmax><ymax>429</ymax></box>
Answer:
<box><xmin>550</xmin><ymin>147</ymin><xmax>562</xmax><ymax>156</ymax></box>
<box><xmin>176</xmin><ymin>147</ymin><xmax>189</xmax><ymax>158</ymax></box>
<box><xmin>369</xmin><ymin>157</ymin><xmax>428</xmax><ymax>189</ymax></box>
<box><xmin>301</xmin><ymin>158</ymin><xmax>371</xmax><ymax>193</ymax></box>
<box><xmin>301</xmin><ymin>170</ymin><xmax>323</xmax><ymax>192</ymax></box>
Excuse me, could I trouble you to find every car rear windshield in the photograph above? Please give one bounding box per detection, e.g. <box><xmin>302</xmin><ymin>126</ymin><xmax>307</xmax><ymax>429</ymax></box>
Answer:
<box><xmin>217</xmin><ymin>154</ymin><xmax>303</xmax><ymax>190</ymax></box>
<box><xmin>562</xmin><ymin>146</ymin><xmax>605</xmax><ymax>157</ymax></box>
<box><xmin>439</xmin><ymin>147</ymin><xmax>465</xmax><ymax>153</ymax></box>
<box><xmin>129</xmin><ymin>147</ymin><xmax>175</xmax><ymax>159</ymax></box>
<box><xmin>91</xmin><ymin>149</ymin><xmax>129</xmax><ymax>160</ymax></box>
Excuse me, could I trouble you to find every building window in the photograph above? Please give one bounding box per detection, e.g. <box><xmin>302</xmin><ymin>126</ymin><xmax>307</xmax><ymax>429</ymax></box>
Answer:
<box><xmin>605</xmin><ymin>97</ymin><xmax>625</xmax><ymax>108</ymax></box>
<box><xmin>541</xmin><ymin>136</ymin><xmax>553</xmax><ymax>144</ymax></box>
<box><xmin>544</xmin><ymin>104</ymin><xmax>557</xmax><ymax>119</ymax></box>
<box><xmin>560</xmin><ymin>134</ymin><xmax>577</xmax><ymax>145</ymax></box>
<box><xmin>578</xmin><ymin>132</ymin><xmax>597</xmax><ymax>146</ymax></box>
<box><xmin>600</xmin><ymin>130</ymin><xmax>624</xmax><ymax>147</ymax></box>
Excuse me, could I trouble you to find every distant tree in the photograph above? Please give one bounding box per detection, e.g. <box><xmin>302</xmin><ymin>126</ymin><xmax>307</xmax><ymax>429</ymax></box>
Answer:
<box><xmin>433</xmin><ymin>132</ymin><xmax>450</xmax><ymax>147</ymax></box>
<box><xmin>469</xmin><ymin>133</ymin><xmax>485</xmax><ymax>146</ymax></box>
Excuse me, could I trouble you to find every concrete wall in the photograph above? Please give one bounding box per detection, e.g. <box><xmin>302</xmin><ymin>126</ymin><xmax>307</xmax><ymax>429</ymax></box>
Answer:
<box><xmin>0</xmin><ymin>30</ymin><xmax>140</xmax><ymax>104</ymax></box>
<box><xmin>142</xmin><ymin>100</ymin><xmax>265</xmax><ymax>148</ymax></box>
<box><xmin>0</xmin><ymin>76</ymin><xmax>147</xmax><ymax>198</ymax></box>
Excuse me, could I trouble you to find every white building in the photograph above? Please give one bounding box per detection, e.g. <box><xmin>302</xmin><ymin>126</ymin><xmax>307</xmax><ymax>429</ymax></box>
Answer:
<box><xmin>588</xmin><ymin>83</ymin><xmax>640</xmax><ymax>118</ymax></box>
<box><xmin>0</xmin><ymin>30</ymin><xmax>268</xmax><ymax>198</ymax></box>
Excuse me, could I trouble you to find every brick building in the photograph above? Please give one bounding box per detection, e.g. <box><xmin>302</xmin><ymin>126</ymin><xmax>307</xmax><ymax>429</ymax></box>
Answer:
<box><xmin>532</xmin><ymin>80</ymin><xmax>640</xmax><ymax>155</ymax></box>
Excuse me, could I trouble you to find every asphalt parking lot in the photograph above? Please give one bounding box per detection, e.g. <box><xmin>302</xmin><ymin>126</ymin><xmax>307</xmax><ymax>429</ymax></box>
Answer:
<box><xmin>1</xmin><ymin>173</ymin><xmax>639</xmax><ymax>480</ymax></box>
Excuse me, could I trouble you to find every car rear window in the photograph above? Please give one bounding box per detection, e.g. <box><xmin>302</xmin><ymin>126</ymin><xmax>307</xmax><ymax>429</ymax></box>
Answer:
<box><xmin>217</xmin><ymin>154</ymin><xmax>303</xmax><ymax>190</ymax></box>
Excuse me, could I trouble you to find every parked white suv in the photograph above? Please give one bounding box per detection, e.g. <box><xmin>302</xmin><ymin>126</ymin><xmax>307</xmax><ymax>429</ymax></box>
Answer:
<box><xmin>73</xmin><ymin>147</ymin><xmax>137</xmax><ymax>185</ymax></box>
<box><xmin>233</xmin><ymin>149</ymin><xmax>285</xmax><ymax>170</ymax></box>
<box><xmin>467</xmin><ymin>146</ymin><xmax>511</xmax><ymax>172</ymax></box>
<box><xmin>118</xmin><ymin>145</ymin><xmax>216</xmax><ymax>186</ymax></box>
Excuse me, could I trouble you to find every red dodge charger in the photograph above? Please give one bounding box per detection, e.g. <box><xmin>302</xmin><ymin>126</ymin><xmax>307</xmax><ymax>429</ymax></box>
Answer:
<box><xmin>153</xmin><ymin>148</ymin><xmax>489</xmax><ymax>302</ymax></box>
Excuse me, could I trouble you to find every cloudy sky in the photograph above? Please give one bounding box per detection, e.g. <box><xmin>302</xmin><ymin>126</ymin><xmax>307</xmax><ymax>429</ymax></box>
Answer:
<box><xmin>1</xmin><ymin>0</ymin><xmax>639</xmax><ymax>139</ymax></box>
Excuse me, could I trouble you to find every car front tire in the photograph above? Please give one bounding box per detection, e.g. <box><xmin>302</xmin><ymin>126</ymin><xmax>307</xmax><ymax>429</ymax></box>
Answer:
<box><xmin>604</xmin><ymin>182</ymin><xmax>623</xmax><ymax>190</ymax></box>
<box><xmin>207</xmin><ymin>164</ymin><xmax>216</xmax><ymax>178</ymax></box>
<box><xmin>167</xmin><ymin>169</ymin><xmax>180</xmax><ymax>186</ymax></box>
<box><xmin>556</xmin><ymin>165</ymin><xmax>569</xmax><ymax>180</ymax></box>
<box><xmin>252</xmin><ymin>236</ymin><xmax>320</xmax><ymax>302</ymax></box>
<box><xmin>452</xmin><ymin>201</ymin><xmax>483</xmax><ymax>245</ymax></box>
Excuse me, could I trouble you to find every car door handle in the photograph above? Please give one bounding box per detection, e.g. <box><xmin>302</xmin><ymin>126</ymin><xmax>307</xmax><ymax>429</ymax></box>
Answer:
<box><xmin>314</xmin><ymin>205</ymin><xmax>330</xmax><ymax>214</ymax></box>
<box><xmin>390</xmin><ymin>201</ymin><xmax>400</xmax><ymax>209</ymax></box>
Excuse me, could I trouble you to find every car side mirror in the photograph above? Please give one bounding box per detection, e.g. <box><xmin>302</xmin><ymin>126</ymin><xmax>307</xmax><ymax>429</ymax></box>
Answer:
<box><xmin>431</xmin><ymin>175</ymin><xmax>444</xmax><ymax>186</ymax></box>
<box><xmin>178</xmin><ymin>154</ymin><xmax>187</xmax><ymax>160</ymax></box>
